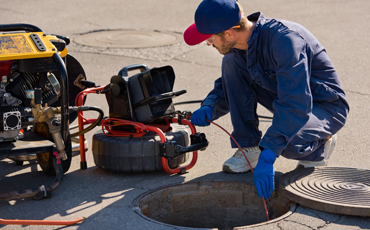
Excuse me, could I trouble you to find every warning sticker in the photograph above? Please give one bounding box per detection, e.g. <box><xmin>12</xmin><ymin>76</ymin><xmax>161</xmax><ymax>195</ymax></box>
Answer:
<box><xmin>0</xmin><ymin>35</ymin><xmax>33</xmax><ymax>55</ymax></box>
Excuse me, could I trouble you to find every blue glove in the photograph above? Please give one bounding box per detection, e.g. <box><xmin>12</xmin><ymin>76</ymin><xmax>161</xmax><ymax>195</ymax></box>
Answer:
<box><xmin>253</xmin><ymin>148</ymin><xmax>277</xmax><ymax>199</ymax></box>
<box><xmin>191</xmin><ymin>106</ymin><xmax>213</xmax><ymax>126</ymax></box>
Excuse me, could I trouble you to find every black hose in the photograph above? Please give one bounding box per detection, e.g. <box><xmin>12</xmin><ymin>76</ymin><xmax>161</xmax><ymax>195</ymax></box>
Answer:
<box><xmin>0</xmin><ymin>153</ymin><xmax>63</xmax><ymax>201</ymax></box>
<box><xmin>257</xmin><ymin>115</ymin><xmax>273</xmax><ymax>120</ymax></box>
<box><xmin>70</xmin><ymin>106</ymin><xmax>104</xmax><ymax>137</ymax></box>
<box><xmin>174</xmin><ymin>100</ymin><xmax>203</xmax><ymax>106</ymax></box>
<box><xmin>174</xmin><ymin>100</ymin><xmax>273</xmax><ymax>119</ymax></box>
<box><xmin>0</xmin><ymin>23</ymin><xmax>43</xmax><ymax>32</ymax></box>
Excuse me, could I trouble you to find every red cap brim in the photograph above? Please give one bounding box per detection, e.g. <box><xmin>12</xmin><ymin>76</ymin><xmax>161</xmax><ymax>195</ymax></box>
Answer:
<box><xmin>184</xmin><ymin>23</ymin><xmax>213</xmax><ymax>46</ymax></box>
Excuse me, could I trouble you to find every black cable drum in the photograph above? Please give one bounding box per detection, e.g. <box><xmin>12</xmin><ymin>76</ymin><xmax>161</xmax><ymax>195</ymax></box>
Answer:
<box><xmin>279</xmin><ymin>167</ymin><xmax>370</xmax><ymax>217</ymax></box>
<box><xmin>92</xmin><ymin>124</ymin><xmax>189</xmax><ymax>172</ymax></box>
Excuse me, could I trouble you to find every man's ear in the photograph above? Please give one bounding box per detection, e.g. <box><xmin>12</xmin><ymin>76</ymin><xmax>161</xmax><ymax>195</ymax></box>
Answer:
<box><xmin>224</xmin><ymin>29</ymin><xmax>235</xmax><ymax>40</ymax></box>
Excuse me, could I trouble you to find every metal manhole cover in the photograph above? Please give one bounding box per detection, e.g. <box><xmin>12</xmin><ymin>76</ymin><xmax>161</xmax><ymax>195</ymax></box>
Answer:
<box><xmin>74</xmin><ymin>30</ymin><xmax>183</xmax><ymax>48</ymax></box>
<box><xmin>279</xmin><ymin>167</ymin><xmax>370</xmax><ymax>217</ymax></box>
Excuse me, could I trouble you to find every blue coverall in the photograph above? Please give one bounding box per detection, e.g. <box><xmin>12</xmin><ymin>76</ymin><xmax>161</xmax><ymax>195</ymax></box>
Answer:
<box><xmin>201</xmin><ymin>12</ymin><xmax>349</xmax><ymax>161</ymax></box>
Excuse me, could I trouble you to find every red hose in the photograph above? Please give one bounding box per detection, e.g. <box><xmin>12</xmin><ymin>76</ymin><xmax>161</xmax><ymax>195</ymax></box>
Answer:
<box><xmin>0</xmin><ymin>217</ymin><xmax>85</xmax><ymax>226</ymax></box>
<box><xmin>208</xmin><ymin>120</ymin><xmax>270</xmax><ymax>221</ymax></box>
<box><xmin>100</xmin><ymin>118</ymin><xmax>148</xmax><ymax>137</ymax></box>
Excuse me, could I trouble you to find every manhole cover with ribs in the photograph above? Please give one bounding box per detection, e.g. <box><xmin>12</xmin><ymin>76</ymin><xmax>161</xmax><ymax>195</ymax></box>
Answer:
<box><xmin>279</xmin><ymin>167</ymin><xmax>370</xmax><ymax>217</ymax></box>
<box><xmin>74</xmin><ymin>30</ymin><xmax>183</xmax><ymax>48</ymax></box>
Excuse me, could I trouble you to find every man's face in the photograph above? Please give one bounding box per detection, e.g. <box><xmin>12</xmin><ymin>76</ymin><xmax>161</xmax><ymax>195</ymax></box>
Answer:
<box><xmin>208</xmin><ymin>33</ymin><xmax>236</xmax><ymax>55</ymax></box>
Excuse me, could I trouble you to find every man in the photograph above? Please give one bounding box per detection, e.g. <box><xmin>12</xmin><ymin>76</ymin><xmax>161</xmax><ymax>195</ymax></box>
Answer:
<box><xmin>184</xmin><ymin>0</ymin><xmax>349</xmax><ymax>199</ymax></box>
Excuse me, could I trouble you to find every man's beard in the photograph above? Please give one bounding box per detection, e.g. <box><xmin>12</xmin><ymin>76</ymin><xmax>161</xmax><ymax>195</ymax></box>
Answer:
<box><xmin>213</xmin><ymin>35</ymin><xmax>237</xmax><ymax>55</ymax></box>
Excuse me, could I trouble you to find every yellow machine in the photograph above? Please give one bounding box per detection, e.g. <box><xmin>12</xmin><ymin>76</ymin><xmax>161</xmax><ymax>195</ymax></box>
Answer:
<box><xmin>0</xmin><ymin>23</ymin><xmax>88</xmax><ymax>200</ymax></box>
<box><xmin>0</xmin><ymin>32</ymin><xmax>68</xmax><ymax>60</ymax></box>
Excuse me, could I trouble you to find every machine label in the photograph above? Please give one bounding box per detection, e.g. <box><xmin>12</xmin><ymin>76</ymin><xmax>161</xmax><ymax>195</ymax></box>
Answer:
<box><xmin>0</xmin><ymin>35</ymin><xmax>33</xmax><ymax>55</ymax></box>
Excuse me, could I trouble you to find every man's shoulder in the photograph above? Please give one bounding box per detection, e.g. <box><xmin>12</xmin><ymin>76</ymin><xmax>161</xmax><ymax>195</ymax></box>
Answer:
<box><xmin>249</xmin><ymin>12</ymin><xmax>302</xmax><ymax>34</ymax></box>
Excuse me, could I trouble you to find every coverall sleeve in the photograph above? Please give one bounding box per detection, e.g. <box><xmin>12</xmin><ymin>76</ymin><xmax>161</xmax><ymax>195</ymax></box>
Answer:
<box><xmin>259</xmin><ymin>32</ymin><xmax>313</xmax><ymax>156</ymax></box>
<box><xmin>201</xmin><ymin>77</ymin><xmax>230</xmax><ymax>120</ymax></box>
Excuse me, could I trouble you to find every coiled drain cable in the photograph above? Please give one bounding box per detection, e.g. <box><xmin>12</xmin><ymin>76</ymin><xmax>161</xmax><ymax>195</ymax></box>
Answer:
<box><xmin>208</xmin><ymin>120</ymin><xmax>270</xmax><ymax>221</ymax></box>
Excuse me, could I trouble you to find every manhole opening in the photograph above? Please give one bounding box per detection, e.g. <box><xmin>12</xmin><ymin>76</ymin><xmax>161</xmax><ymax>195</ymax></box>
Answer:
<box><xmin>133</xmin><ymin>181</ymin><xmax>296</xmax><ymax>230</ymax></box>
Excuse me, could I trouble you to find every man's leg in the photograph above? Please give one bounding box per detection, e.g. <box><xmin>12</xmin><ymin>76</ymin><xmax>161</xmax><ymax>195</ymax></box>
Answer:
<box><xmin>220</xmin><ymin>52</ymin><xmax>267</xmax><ymax>173</ymax></box>
<box><xmin>281</xmin><ymin>97</ymin><xmax>349</xmax><ymax>165</ymax></box>
<box><xmin>221</xmin><ymin>52</ymin><xmax>263</xmax><ymax>148</ymax></box>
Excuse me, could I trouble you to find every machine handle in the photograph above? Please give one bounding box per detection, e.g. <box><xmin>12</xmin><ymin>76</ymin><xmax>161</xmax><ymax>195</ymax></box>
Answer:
<box><xmin>161</xmin><ymin>132</ymin><xmax>208</xmax><ymax>158</ymax></box>
<box><xmin>0</xmin><ymin>23</ymin><xmax>43</xmax><ymax>32</ymax></box>
<box><xmin>118</xmin><ymin>64</ymin><xmax>150</xmax><ymax>78</ymax></box>
<box><xmin>160</xmin><ymin>118</ymin><xmax>200</xmax><ymax>174</ymax></box>
<box><xmin>51</xmin><ymin>34</ymin><xmax>71</xmax><ymax>45</ymax></box>
<box><xmin>175</xmin><ymin>142</ymin><xmax>209</xmax><ymax>155</ymax></box>
<box><xmin>134</xmin><ymin>89</ymin><xmax>187</xmax><ymax>109</ymax></box>
<box><xmin>162</xmin><ymin>89</ymin><xmax>187</xmax><ymax>98</ymax></box>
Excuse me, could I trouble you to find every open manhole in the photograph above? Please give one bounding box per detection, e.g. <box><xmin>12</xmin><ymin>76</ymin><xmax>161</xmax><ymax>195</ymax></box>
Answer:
<box><xmin>280</xmin><ymin>167</ymin><xmax>370</xmax><ymax>217</ymax></box>
<box><xmin>74</xmin><ymin>30</ymin><xmax>183</xmax><ymax>48</ymax></box>
<box><xmin>132</xmin><ymin>181</ymin><xmax>296</xmax><ymax>230</ymax></box>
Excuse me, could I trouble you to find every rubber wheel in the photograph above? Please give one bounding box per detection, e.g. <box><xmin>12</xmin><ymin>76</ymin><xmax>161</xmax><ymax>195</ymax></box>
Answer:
<box><xmin>92</xmin><ymin>124</ymin><xmax>190</xmax><ymax>172</ymax></box>
<box><xmin>35</xmin><ymin>122</ymin><xmax>72</xmax><ymax>175</ymax></box>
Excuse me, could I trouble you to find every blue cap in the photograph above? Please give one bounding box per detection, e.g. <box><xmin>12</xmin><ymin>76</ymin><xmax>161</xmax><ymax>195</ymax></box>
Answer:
<box><xmin>184</xmin><ymin>0</ymin><xmax>241</xmax><ymax>45</ymax></box>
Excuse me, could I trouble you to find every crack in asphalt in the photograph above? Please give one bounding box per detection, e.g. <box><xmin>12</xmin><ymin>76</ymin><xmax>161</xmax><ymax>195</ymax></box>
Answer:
<box><xmin>0</xmin><ymin>7</ymin><xmax>23</xmax><ymax>15</ymax></box>
<box><xmin>343</xmin><ymin>89</ymin><xmax>370</xmax><ymax>96</ymax></box>
<box><xmin>173</xmin><ymin>56</ymin><xmax>221</xmax><ymax>68</ymax></box>
<box><xmin>301</xmin><ymin>206</ymin><xmax>342</xmax><ymax>230</ymax></box>
<box><xmin>278</xmin><ymin>220</ymin><xmax>316</xmax><ymax>230</ymax></box>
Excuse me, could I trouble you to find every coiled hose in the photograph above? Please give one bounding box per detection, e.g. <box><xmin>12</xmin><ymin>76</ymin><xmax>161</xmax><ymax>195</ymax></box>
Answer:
<box><xmin>69</xmin><ymin>106</ymin><xmax>104</xmax><ymax>137</ymax></box>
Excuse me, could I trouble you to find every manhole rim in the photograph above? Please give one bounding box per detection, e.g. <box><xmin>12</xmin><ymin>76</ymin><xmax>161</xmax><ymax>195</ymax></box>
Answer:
<box><xmin>73</xmin><ymin>29</ymin><xmax>184</xmax><ymax>49</ymax></box>
<box><xmin>132</xmin><ymin>181</ymin><xmax>297</xmax><ymax>229</ymax></box>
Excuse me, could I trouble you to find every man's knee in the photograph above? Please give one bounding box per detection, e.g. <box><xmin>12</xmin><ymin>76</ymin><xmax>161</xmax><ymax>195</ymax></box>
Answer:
<box><xmin>281</xmin><ymin>138</ymin><xmax>326</xmax><ymax>161</ymax></box>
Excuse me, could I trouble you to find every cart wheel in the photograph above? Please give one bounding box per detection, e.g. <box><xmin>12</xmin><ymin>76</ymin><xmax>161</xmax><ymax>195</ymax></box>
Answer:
<box><xmin>35</xmin><ymin>122</ymin><xmax>72</xmax><ymax>175</ymax></box>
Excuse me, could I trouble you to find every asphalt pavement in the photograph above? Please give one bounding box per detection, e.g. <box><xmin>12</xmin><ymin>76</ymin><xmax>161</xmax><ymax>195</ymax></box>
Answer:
<box><xmin>1</xmin><ymin>0</ymin><xmax>370</xmax><ymax>229</ymax></box>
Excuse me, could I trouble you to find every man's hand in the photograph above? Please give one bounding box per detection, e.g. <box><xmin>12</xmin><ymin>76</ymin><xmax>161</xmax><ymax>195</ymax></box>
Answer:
<box><xmin>191</xmin><ymin>106</ymin><xmax>214</xmax><ymax>126</ymax></box>
<box><xmin>253</xmin><ymin>148</ymin><xmax>277</xmax><ymax>199</ymax></box>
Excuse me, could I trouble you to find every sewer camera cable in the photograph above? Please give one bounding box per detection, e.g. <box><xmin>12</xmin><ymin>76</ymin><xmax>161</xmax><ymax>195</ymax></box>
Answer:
<box><xmin>207</xmin><ymin>120</ymin><xmax>270</xmax><ymax>221</ymax></box>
